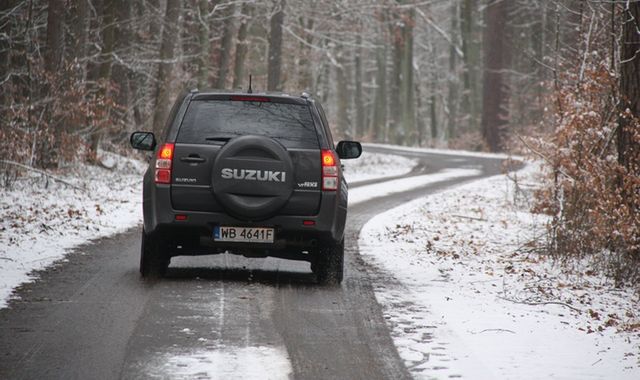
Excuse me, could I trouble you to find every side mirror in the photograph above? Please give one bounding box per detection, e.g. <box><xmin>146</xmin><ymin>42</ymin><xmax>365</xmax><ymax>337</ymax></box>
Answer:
<box><xmin>336</xmin><ymin>141</ymin><xmax>362</xmax><ymax>159</ymax></box>
<box><xmin>130</xmin><ymin>131</ymin><xmax>156</xmax><ymax>151</ymax></box>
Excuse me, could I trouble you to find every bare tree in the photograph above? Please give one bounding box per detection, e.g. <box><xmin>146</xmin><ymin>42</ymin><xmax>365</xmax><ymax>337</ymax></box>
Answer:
<box><xmin>152</xmin><ymin>0</ymin><xmax>181</xmax><ymax>136</ymax></box>
<box><xmin>618</xmin><ymin>2</ymin><xmax>640</xmax><ymax>171</ymax></box>
<box><xmin>398</xmin><ymin>8</ymin><xmax>416</xmax><ymax>144</ymax></box>
<box><xmin>215</xmin><ymin>2</ymin><xmax>235</xmax><ymax>89</ymax></box>
<box><xmin>196</xmin><ymin>0</ymin><xmax>211</xmax><ymax>89</ymax></box>
<box><xmin>45</xmin><ymin>0</ymin><xmax>65</xmax><ymax>73</ymax></box>
<box><xmin>371</xmin><ymin>20</ymin><xmax>388</xmax><ymax>141</ymax></box>
<box><xmin>481</xmin><ymin>0</ymin><xmax>510</xmax><ymax>152</ymax></box>
<box><xmin>354</xmin><ymin>32</ymin><xmax>365</xmax><ymax>138</ymax></box>
<box><xmin>460</xmin><ymin>0</ymin><xmax>479</xmax><ymax>132</ymax></box>
<box><xmin>232</xmin><ymin>3</ymin><xmax>252</xmax><ymax>89</ymax></box>
<box><xmin>267</xmin><ymin>0</ymin><xmax>285</xmax><ymax>91</ymax></box>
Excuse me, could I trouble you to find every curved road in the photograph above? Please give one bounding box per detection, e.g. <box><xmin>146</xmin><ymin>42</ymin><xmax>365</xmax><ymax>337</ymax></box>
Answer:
<box><xmin>0</xmin><ymin>146</ymin><xmax>508</xmax><ymax>379</ymax></box>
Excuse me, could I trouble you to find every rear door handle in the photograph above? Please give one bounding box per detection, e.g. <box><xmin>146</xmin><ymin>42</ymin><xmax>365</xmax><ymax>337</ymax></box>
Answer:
<box><xmin>180</xmin><ymin>156</ymin><xmax>206</xmax><ymax>163</ymax></box>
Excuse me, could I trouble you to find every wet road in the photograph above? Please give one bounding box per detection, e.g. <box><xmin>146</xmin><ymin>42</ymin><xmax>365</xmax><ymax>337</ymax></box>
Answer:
<box><xmin>0</xmin><ymin>146</ymin><xmax>507</xmax><ymax>379</ymax></box>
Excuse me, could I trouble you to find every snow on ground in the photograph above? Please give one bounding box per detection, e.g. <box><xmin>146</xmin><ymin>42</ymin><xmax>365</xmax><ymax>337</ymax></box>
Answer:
<box><xmin>0</xmin><ymin>151</ymin><xmax>145</xmax><ymax>308</ymax></box>
<box><xmin>146</xmin><ymin>346</ymin><xmax>292</xmax><ymax>380</ymax></box>
<box><xmin>359</xmin><ymin>162</ymin><xmax>640</xmax><ymax>379</ymax></box>
<box><xmin>342</xmin><ymin>151</ymin><xmax>417</xmax><ymax>184</ymax></box>
<box><xmin>349</xmin><ymin>168</ymin><xmax>482</xmax><ymax>206</ymax></box>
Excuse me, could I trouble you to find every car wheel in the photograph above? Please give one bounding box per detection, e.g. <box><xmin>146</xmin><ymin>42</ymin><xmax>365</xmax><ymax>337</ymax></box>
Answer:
<box><xmin>140</xmin><ymin>230</ymin><xmax>169</xmax><ymax>278</ymax></box>
<box><xmin>314</xmin><ymin>239</ymin><xmax>344</xmax><ymax>286</ymax></box>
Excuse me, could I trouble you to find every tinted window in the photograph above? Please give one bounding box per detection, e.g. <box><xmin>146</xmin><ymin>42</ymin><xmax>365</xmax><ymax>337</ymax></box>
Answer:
<box><xmin>315</xmin><ymin>103</ymin><xmax>334</xmax><ymax>147</ymax></box>
<box><xmin>177</xmin><ymin>100</ymin><xmax>319</xmax><ymax>149</ymax></box>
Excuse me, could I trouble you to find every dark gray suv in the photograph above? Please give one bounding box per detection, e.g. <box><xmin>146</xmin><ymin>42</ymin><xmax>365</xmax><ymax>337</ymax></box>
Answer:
<box><xmin>130</xmin><ymin>90</ymin><xmax>361</xmax><ymax>284</ymax></box>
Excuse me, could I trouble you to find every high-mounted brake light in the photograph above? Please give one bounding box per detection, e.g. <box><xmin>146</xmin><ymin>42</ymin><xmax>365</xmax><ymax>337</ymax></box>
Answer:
<box><xmin>155</xmin><ymin>143</ymin><xmax>174</xmax><ymax>184</ymax></box>
<box><xmin>321</xmin><ymin>150</ymin><xmax>339</xmax><ymax>191</ymax></box>
<box><xmin>230</xmin><ymin>96</ymin><xmax>270</xmax><ymax>102</ymax></box>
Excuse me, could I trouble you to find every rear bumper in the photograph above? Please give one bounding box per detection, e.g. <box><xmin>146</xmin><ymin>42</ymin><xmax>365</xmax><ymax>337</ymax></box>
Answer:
<box><xmin>143</xmin><ymin>183</ymin><xmax>347</xmax><ymax>255</ymax></box>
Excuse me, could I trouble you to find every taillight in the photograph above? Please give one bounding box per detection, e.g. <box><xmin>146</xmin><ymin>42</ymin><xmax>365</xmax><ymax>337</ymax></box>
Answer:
<box><xmin>155</xmin><ymin>143</ymin><xmax>174</xmax><ymax>184</ymax></box>
<box><xmin>321</xmin><ymin>149</ymin><xmax>339</xmax><ymax>191</ymax></box>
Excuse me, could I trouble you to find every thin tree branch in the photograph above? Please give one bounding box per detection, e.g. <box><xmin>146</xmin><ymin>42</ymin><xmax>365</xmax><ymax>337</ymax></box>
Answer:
<box><xmin>0</xmin><ymin>160</ymin><xmax>86</xmax><ymax>192</ymax></box>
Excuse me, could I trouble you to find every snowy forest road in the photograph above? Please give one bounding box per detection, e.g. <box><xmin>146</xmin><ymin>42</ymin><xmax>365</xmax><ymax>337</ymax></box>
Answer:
<box><xmin>0</xmin><ymin>146</ymin><xmax>508</xmax><ymax>380</ymax></box>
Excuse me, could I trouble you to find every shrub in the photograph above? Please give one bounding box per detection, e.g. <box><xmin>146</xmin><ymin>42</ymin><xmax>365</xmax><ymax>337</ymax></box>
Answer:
<box><xmin>533</xmin><ymin>66</ymin><xmax>640</xmax><ymax>285</ymax></box>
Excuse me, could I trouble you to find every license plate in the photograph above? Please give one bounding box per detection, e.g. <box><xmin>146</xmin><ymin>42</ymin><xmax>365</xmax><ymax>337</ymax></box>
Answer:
<box><xmin>213</xmin><ymin>226</ymin><xmax>275</xmax><ymax>243</ymax></box>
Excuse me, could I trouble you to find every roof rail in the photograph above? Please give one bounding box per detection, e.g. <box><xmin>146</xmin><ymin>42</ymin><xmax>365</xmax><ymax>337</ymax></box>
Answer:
<box><xmin>190</xmin><ymin>88</ymin><xmax>199</xmax><ymax>93</ymax></box>
<box><xmin>301</xmin><ymin>92</ymin><xmax>310</xmax><ymax>99</ymax></box>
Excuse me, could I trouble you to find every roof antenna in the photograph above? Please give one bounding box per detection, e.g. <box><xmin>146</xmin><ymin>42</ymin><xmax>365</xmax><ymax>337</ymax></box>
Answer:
<box><xmin>248</xmin><ymin>74</ymin><xmax>253</xmax><ymax>94</ymax></box>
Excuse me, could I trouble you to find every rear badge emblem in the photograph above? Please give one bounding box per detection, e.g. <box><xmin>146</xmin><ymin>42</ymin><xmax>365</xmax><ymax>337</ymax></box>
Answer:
<box><xmin>297</xmin><ymin>181</ymin><xmax>318</xmax><ymax>188</ymax></box>
<box><xmin>221</xmin><ymin>168</ymin><xmax>286</xmax><ymax>182</ymax></box>
<box><xmin>175</xmin><ymin>177</ymin><xmax>197</xmax><ymax>183</ymax></box>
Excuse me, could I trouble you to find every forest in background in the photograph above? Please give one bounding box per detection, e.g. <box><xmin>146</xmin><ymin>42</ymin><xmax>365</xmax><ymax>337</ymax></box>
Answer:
<box><xmin>0</xmin><ymin>0</ymin><xmax>638</xmax><ymax>283</ymax></box>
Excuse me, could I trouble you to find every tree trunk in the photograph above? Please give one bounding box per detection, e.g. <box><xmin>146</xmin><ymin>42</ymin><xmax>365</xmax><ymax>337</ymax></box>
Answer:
<box><xmin>215</xmin><ymin>3</ymin><xmax>235</xmax><ymax>89</ymax></box>
<box><xmin>130</xmin><ymin>0</ymin><xmax>151</xmax><ymax>129</ymax></box>
<box><xmin>371</xmin><ymin>35</ymin><xmax>387</xmax><ymax>141</ymax></box>
<box><xmin>0</xmin><ymin>0</ymin><xmax>18</xmax><ymax>112</ymax></box>
<box><xmin>414</xmin><ymin>78</ymin><xmax>426</xmax><ymax>146</ymax></box>
<box><xmin>296</xmin><ymin>16</ymin><xmax>314</xmax><ymax>92</ymax></box>
<box><xmin>446</xmin><ymin>1</ymin><xmax>459</xmax><ymax>142</ymax></box>
<box><xmin>430</xmin><ymin>93</ymin><xmax>437</xmax><ymax>141</ymax></box>
<box><xmin>399</xmin><ymin>8</ymin><xmax>415</xmax><ymax>144</ymax></box>
<box><xmin>45</xmin><ymin>0</ymin><xmax>65</xmax><ymax>73</ymax></box>
<box><xmin>618</xmin><ymin>3</ymin><xmax>640</xmax><ymax>171</ymax></box>
<box><xmin>354</xmin><ymin>32</ymin><xmax>365</xmax><ymax>139</ymax></box>
<box><xmin>336</xmin><ymin>48</ymin><xmax>350</xmax><ymax>136</ymax></box>
<box><xmin>481</xmin><ymin>0</ymin><xmax>509</xmax><ymax>152</ymax></box>
<box><xmin>267</xmin><ymin>0</ymin><xmax>285</xmax><ymax>91</ymax></box>
<box><xmin>112</xmin><ymin>0</ymin><xmax>133</xmax><ymax>124</ymax></box>
<box><xmin>315</xmin><ymin>39</ymin><xmax>331</xmax><ymax>104</ymax></box>
<box><xmin>98</xmin><ymin>0</ymin><xmax>116</xmax><ymax>83</ymax></box>
<box><xmin>87</xmin><ymin>0</ymin><xmax>117</xmax><ymax>163</ymax></box>
<box><xmin>460</xmin><ymin>0</ymin><xmax>479</xmax><ymax>133</ymax></box>
<box><xmin>232</xmin><ymin>3</ymin><xmax>252</xmax><ymax>90</ymax></box>
<box><xmin>152</xmin><ymin>0</ymin><xmax>181</xmax><ymax>136</ymax></box>
<box><xmin>563</xmin><ymin>0</ymin><xmax>583</xmax><ymax>62</ymax></box>
<box><xmin>389</xmin><ymin>10</ymin><xmax>402</xmax><ymax>143</ymax></box>
<box><xmin>37</xmin><ymin>0</ymin><xmax>66</xmax><ymax>169</ymax></box>
<box><xmin>196</xmin><ymin>0</ymin><xmax>210</xmax><ymax>89</ymax></box>
<box><xmin>69</xmin><ymin>0</ymin><xmax>90</xmax><ymax>81</ymax></box>
<box><xmin>147</xmin><ymin>0</ymin><xmax>162</xmax><ymax>38</ymax></box>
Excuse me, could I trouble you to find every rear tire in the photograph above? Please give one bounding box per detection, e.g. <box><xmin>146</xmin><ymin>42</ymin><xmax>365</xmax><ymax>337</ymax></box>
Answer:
<box><xmin>140</xmin><ymin>230</ymin><xmax>169</xmax><ymax>278</ymax></box>
<box><xmin>314</xmin><ymin>239</ymin><xmax>344</xmax><ymax>286</ymax></box>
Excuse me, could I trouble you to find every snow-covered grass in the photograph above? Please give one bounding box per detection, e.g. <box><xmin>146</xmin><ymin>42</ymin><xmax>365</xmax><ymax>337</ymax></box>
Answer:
<box><xmin>342</xmin><ymin>151</ymin><xmax>417</xmax><ymax>184</ymax></box>
<box><xmin>359</xmin><ymin>162</ymin><xmax>640</xmax><ymax>379</ymax></box>
<box><xmin>0</xmin><ymin>152</ymin><xmax>145</xmax><ymax>308</ymax></box>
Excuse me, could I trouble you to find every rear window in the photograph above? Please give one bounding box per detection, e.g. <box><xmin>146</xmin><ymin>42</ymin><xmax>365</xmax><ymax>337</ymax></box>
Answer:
<box><xmin>177</xmin><ymin>100</ymin><xmax>319</xmax><ymax>149</ymax></box>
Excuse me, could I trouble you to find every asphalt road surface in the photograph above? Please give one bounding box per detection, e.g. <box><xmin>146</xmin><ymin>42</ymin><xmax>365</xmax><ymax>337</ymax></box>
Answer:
<box><xmin>0</xmin><ymin>146</ymin><xmax>509</xmax><ymax>380</ymax></box>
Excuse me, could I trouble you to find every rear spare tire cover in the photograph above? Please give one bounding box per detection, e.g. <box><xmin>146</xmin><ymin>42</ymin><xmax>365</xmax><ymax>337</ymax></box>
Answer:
<box><xmin>212</xmin><ymin>135</ymin><xmax>294</xmax><ymax>220</ymax></box>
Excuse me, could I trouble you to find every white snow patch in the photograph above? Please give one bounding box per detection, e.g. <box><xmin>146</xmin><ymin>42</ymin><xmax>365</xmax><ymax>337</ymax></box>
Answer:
<box><xmin>342</xmin><ymin>151</ymin><xmax>417</xmax><ymax>184</ymax></box>
<box><xmin>148</xmin><ymin>346</ymin><xmax>292</xmax><ymax>380</ymax></box>
<box><xmin>0</xmin><ymin>151</ymin><xmax>145</xmax><ymax>308</ymax></box>
<box><xmin>349</xmin><ymin>168</ymin><xmax>482</xmax><ymax>206</ymax></box>
<box><xmin>359</xmin><ymin>163</ymin><xmax>640</xmax><ymax>379</ymax></box>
